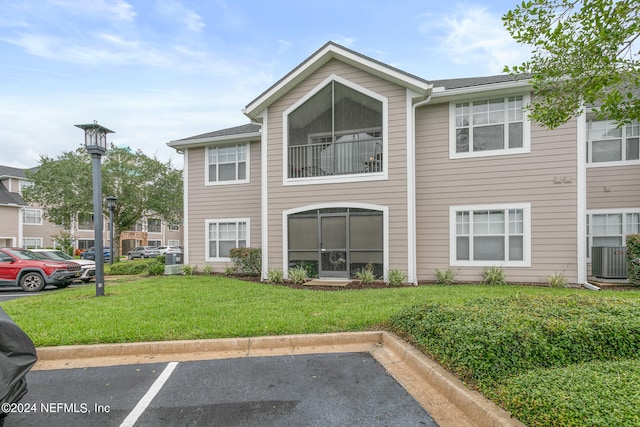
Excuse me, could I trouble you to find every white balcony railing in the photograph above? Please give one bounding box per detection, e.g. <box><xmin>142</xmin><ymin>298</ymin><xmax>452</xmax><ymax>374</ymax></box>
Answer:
<box><xmin>289</xmin><ymin>136</ymin><xmax>382</xmax><ymax>178</ymax></box>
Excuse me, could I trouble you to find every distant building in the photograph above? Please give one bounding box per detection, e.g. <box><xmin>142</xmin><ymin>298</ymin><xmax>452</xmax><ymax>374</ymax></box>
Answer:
<box><xmin>0</xmin><ymin>165</ymin><xmax>183</xmax><ymax>254</ymax></box>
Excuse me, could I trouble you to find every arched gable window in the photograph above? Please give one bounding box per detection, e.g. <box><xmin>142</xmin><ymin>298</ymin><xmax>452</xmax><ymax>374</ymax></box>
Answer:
<box><xmin>287</xmin><ymin>80</ymin><xmax>384</xmax><ymax>178</ymax></box>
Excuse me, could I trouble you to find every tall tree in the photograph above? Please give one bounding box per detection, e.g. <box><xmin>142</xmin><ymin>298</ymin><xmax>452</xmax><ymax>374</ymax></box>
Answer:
<box><xmin>503</xmin><ymin>0</ymin><xmax>639</xmax><ymax>128</ymax></box>
<box><xmin>24</xmin><ymin>145</ymin><xmax>183</xmax><ymax>259</ymax></box>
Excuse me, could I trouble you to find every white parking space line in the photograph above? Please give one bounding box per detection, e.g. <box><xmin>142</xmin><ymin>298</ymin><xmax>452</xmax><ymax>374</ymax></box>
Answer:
<box><xmin>119</xmin><ymin>361</ymin><xmax>178</xmax><ymax>427</ymax></box>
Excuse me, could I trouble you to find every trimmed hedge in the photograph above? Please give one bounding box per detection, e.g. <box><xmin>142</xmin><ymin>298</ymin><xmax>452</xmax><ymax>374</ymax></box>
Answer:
<box><xmin>495</xmin><ymin>360</ymin><xmax>640</xmax><ymax>426</ymax></box>
<box><xmin>388</xmin><ymin>295</ymin><xmax>640</xmax><ymax>390</ymax></box>
<box><xmin>229</xmin><ymin>247</ymin><xmax>261</xmax><ymax>276</ymax></box>
<box><xmin>628</xmin><ymin>234</ymin><xmax>640</xmax><ymax>286</ymax></box>
<box><xmin>107</xmin><ymin>259</ymin><xmax>156</xmax><ymax>275</ymax></box>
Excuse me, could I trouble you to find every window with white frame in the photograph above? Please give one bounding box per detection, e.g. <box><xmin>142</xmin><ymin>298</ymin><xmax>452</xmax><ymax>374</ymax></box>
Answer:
<box><xmin>78</xmin><ymin>214</ymin><xmax>94</xmax><ymax>230</ymax></box>
<box><xmin>451</xmin><ymin>204</ymin><xmax>531</xmax><ymax>266</ymax></box>
<box><xmin>207</xmin><ymin>144</ymin><xmax>248</xmax><ymax>184</ymax></box>
<box><xmin>168</xmin><ymin>224</ymin><xmax>180</xmax><ymax>231</ymax></box>
<box><xmin>23</xmin><ymin>208</ymin><xmax>42</xmax><ymax>225</ymax></box>
<box><xmin>451</xmin><ymin>95</ymin><xmax>530</xmax><ymax>158</ymax></box>
<box><xmin>587</xmin><ymin>211</ymin><xmax>640</xmax><ymax>258</ymax></box>
<box><xmin>147</xmin><ymin>218</ymin><xmax>162</xmax><ymax>233</ymax></box>
<box><xmin>587</xmin><ymin>119</ymin><xmax>639</xmax><ymax>164</ymax></box>
<box><xmin>148</xmin><ymin>240</ymin><xmax>161</xmax><ymax>247</ymax></box>
<box><xmin>23</xmin><ymin>237</ymin><xmax>43</xmax><ymax>249</ymax></box>
<box><xmin>206</xmin><ymin>219</ymin><xmax>248</xmax><ymax>259</ymax></box>
<box><xmin>168</xmin><ymin>240</ymin><xmax>180</xmax><ymax>246</ymax></box>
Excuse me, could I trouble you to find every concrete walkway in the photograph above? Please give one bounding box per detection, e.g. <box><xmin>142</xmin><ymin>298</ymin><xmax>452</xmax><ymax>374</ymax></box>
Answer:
<box><xmin>34</xmin><ymin>331</ymin><xmax>525</xmax><ymax>427</ymax></box>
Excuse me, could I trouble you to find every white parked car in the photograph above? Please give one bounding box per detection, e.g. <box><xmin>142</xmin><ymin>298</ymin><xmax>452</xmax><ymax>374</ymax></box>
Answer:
<box><xmin>31</xmin><ymin>249</ymin><xmax>96</xmax><ymax>283</ymax></box>
<box><xmin>156</xmin><ymin>246</ymin><xmax>183</xmax><ymax>255</ymax></box>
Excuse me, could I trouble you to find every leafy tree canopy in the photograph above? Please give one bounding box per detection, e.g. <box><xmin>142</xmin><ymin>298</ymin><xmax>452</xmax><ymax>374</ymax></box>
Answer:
<box><xmin>24</xmin><ymin>145</ymin><xmax>183</xmax><ymax>256</ymax></box>
<box><xmin>503</xmin><ymin>0</ymin><xmax>639</xmax><ymax>128</ymax></box>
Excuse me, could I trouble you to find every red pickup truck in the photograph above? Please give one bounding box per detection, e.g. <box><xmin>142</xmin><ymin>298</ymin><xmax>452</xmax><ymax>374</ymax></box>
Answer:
<box><xmin>0</xmin><ymin>248</ymin><xmax>82</xmax><ymax>292</ymax></box>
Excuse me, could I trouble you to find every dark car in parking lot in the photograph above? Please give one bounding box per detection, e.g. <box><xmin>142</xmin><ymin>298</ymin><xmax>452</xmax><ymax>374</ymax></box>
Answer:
<box><xmin>0</xmin><ymin>248</ymin><xmax>82</xmax><ymax>292</ymax></box>
<box><xmin>80</xmin><ymin>247</ymin><xmax>111</xmax><ymax>261</ymax></box>
<box><xmin>127</xmin><ymin>246</ymin><xmax>162</xmax><ymax>260</ymax></box>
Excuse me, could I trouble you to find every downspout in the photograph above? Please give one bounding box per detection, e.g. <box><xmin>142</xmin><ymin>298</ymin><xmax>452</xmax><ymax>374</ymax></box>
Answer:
<box><xmin>407</xmin><ymin>92</ymin><xmax>432</xmax><ymax>285</ymax></box>
<box><xmin>576</xmin><ymin>106</ymin><xmax>599</xmax><ymax>291</ymax></box>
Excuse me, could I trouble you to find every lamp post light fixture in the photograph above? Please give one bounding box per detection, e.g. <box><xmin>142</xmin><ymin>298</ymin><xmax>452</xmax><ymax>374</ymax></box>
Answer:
<box><xmin>75</xmin><ymin>121</ymin><xmax>114</xmax><ymax>297</ymax></box>
<box><xmin>106</xmin><ymin>196</ymin><xmax>117</xmax><ymax>266</ymax></box>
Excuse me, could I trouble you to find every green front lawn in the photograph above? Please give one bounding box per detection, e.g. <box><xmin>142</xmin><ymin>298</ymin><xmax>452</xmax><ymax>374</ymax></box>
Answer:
<box><xmin>1</xmin><ymin>276</ymin><xmax>588</xmax><ymax>346</ymax></box>
<box><xmin>2</xmin><ymin>276</ymin><xmax>639</xmax><ymax>427</ymax></box>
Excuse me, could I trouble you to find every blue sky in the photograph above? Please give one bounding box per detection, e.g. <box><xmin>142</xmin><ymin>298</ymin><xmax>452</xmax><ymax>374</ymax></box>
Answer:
<box><xmin>0</xmin><ymin>0</ymin><xmax>530</xmax><ymax>169</ymax></box>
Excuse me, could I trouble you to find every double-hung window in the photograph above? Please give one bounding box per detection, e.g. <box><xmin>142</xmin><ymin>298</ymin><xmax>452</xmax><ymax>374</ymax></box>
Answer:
<box><xmin>586</xmin><ymin>211</ymin><xmax>640</xmax><ymax>258</ymax></box>
<box><xmin>207</xmin><ymin>144</ymin><xmax>248</xmax><ymax>184</ymax></box>
<box><xmin>451</xmin><ymin>95</ymin><xmax>530</xmax><ymax>158</ymax></box>
<box><xmin>23</xmin><ymin>237</ymin><xmax>43</xmax><ymax>249</ymax></box>
<box><xmin>587</xmin><ymin>119</ymin><xmax>639</xmax><ymax>165</ymax></box>
<box><xmin>23</xmin><ymin>208</ymin><xmax>42</xmax><ymax>225</ymax></box>
<box><xmin>206</xmin><ymin>219</ymin><xmax>248</xmax><ymax>260</ymax></box>
<box><xmin>451</xmin><ymin>204</ymin><xmax>531</xmax><ymax>267</ymax></box>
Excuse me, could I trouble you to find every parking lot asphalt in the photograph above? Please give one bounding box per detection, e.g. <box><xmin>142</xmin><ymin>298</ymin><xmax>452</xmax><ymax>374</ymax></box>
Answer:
<box><xmin>4</xmin><ymin>332</ymin><xmax>524</xmax><ymax>427</ymax></box>
<box><xmin>5</xmin><ymin>353</ymin><xmax>437</xmax><ymax>427</ymax></box>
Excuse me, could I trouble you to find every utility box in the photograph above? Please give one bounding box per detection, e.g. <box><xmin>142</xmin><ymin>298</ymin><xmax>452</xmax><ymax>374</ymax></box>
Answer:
<box><xmin>591</xmin><ymin>246</ymin><xmax>627</xmax><ymax>279</ymax></box>
<box><xmin>165</xmin><ymin>253</ymin><xmax>184</xmax><ymax>265</ymax></box>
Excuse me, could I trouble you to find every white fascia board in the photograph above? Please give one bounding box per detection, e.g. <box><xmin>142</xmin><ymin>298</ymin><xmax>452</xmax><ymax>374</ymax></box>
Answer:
<box><xmin>167</xmin><ymin>132</ymin><xmax>261</xmax><ymax>150</ymax></box>
<box><xmin>243</xmin><ymin>43</ymin><xmax>432</xmax><ymax>120</ymax></box>
<box><xmin>430</xmin><ymin>80</ymin><xmax>532</xmax><ymax>101</ymax></box>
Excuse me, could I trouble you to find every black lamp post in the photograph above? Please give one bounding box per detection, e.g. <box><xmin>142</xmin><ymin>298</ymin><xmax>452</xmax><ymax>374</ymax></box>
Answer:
<box><xmin>106</xmin><ymin>196</ymin><xmax>117</xmax><ymax>266</ymax></box>
<box><xmin>75</xmin><ymin>121</ymin><xmax>114</xmax><ymax>297</ymax></box>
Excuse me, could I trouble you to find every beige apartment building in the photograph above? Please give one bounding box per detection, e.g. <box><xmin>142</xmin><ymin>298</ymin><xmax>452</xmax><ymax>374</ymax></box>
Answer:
<box><xmin>0</xmin><ymin>165</ymin><xmax>183</xmax><ymax>255</ymax></box>
<box><xmin>167</xmin><ymin>42</ymin><xmax>638</xmax><ymax>285</ymax></box>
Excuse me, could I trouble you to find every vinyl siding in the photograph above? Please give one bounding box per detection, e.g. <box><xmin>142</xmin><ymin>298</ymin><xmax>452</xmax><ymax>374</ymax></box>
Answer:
<box><xmin>415</xmin><ymin>101</ymin><xmax>580</xmax><ymax>283</ymax></box>
<box><xmin>185</xmin><ymin>141</ymin><xmax>261</xmax><ymax>270</ymax></box>
<box><xmin>587</xmin><ymin>165</ymin><xmax>640</xmax><ymax>209</ymax></box>
<box><xmin>0</xmin><ymin>207</ymin><xmax>19</xmax><ymax>246</ymax></box>
<box><xmin>264</xmin><ymin>59</ymin><xmax>410</xmax><ymax>275</ymax></box>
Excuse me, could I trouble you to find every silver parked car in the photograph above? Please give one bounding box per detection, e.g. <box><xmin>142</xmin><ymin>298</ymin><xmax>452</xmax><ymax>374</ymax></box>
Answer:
<box><xmin>31</xmin><ymin>249</ymin><xmax>96</xmax><ymax>283</ymax></box>
<box><xmin>127</xmin><ymin>246</ymin><xmax>162</xmax><ymax>260</ymax></box>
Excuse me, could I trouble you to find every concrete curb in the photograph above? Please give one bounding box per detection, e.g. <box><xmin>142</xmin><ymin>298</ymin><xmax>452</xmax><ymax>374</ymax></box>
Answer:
<box><xmin>34</xmin><ymin>331</ymin><xmax>525</xmax><ymax>427</ymax></box>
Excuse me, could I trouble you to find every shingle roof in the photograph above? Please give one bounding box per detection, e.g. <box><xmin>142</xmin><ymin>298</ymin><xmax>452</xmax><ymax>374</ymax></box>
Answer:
<box><xmin>0</xmin><ymin>165</ymin><xmax>28</xmax><ymax>179</ymax></box>
<box><xmin>174</xmin><ymin>123</ymin><xmax>261</xmax><ymax>142</ymax></box>
<box><xmin>0</xmin><ymin>183</ymin><xmax>25</xmax><ymax>206</ymax></box>
<box><xmin>430</xmin><ymin>74</ymin><xmax>532</xmax><ymax>90</ymax></box>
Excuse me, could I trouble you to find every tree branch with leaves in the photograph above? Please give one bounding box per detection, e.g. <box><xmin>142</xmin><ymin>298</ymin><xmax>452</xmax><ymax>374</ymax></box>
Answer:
<box><xmin>503</xmin><ymin>0</ymin><xmax>639</xmax><ymax>129</ymax></box>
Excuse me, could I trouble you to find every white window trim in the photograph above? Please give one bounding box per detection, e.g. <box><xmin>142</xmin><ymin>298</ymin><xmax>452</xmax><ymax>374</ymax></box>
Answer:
<box><xmin>23</xmin><ymin>208</ymin><xmax>43</xmax><ymax>225</ymax></box>
<box><xmin>449</xmin><ymin>203</ymin><xmax>532</xmax><ymax>267</ymax></box>
<box><xmin>205</xmin><ymin>143</ymin><xmax>250</xmax><ymax>186</ymax></box>
<box><xmin>586</xmin><ymin>119</ymin><xmax>640</xmax><ymax>167</ymax></box>
<box><xmin>168</xmin><ymin>240</ymin><xmax>180</xmax><ymax>246</ymax></box>
<box><xmin>449</xmin><ymin>94</ymin><xmax>531</xmax><ymax>159</ymax></box>
<box><xmin>282</xmin><ymin>74</ymin><xmax>389</xmax><ymax>186</ymax></box>
<box><xmin>586</xmin><ymin>208</ymin><xmax>640</xmax><ymax>261</ymax></box>
<box><xmin>205</xmin><ymin>218</ymin><xmax>250</xmax><ymax>262</ymax></box>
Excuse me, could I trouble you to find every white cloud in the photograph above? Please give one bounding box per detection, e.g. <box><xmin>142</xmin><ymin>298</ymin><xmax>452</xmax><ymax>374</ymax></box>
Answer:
<box><xmin>50</xmin><ymin>0</ymin><xmax>137</xmax><ymax>22</ymax></box>
<box><xmin>155</xmin><ymin>0</ymin><xmax>205</xmax><ymax>32</ymax></box>
<box><xmin>424</xmin><ymin>5</ymin><xmax>530</xmax><ymax>75</ymax></box>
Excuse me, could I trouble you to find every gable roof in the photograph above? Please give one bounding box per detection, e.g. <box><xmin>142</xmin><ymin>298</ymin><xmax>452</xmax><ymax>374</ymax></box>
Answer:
<box><xmin>167</xmin><ymin>123</ymin><xmax>261</xmax><ymax>149</ymax></box>
<box><xmin>243</xmin><ymin>41</ymin><xmax>433</xmax><ymax>121</ymax></box>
